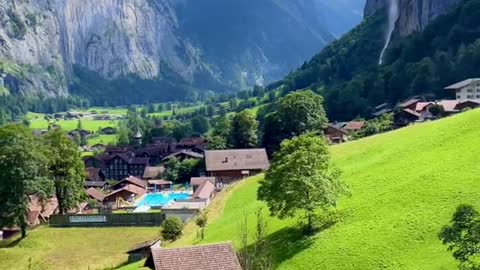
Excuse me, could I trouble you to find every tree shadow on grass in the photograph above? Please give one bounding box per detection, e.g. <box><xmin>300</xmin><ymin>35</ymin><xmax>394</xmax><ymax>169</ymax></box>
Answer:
<box><xmin>238</xmin><ymin>220</ymin><xmax>336</xmax><ymax>269</ymax></box>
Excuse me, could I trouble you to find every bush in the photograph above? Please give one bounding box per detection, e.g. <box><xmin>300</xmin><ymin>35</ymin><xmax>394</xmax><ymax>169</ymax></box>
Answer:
<box><xmin>161</xmin><ymin>217</ymin><xmax>184</xmax><ymax>241</ymax></box>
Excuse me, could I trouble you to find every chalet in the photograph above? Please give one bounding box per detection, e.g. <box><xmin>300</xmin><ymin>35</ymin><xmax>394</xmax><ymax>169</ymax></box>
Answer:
<box><xmin>324</xmin><ymin>124</ymin><xmax>348</xmax><ymax>144</ymax></box>
<box><xmin>111</xmin><ymin>176</ymin><xmax>147</xmax><ymax>190</ymax></box>
<box><xmin>205</xmin><ymin>149</ymin><xmax>269</xmax><ymax>183</ymax></box>
<box><xmin>86</xmin><ymin>167</ymin><xmax>106</xmax><ymax>182</ymax></box>
<box><xmin>104</xmin><ymin>153</ymin><xmax>149</xmax><ymax>180</ymax></box>
<box><xmin>127</xmin><ymin>239</ymin><xmax>161</xmax><ymax>263</ymax></box>
<box><xmin>103</xmin><ymin>184</ymin><xmax>146</xmax><ymax>206</ymax></box>
<box><xmin>86</xmin><ymin>188</ymin><xmax>106</xmax><ymax>203</ymax></box>
<box><xmin>343</xmin><ymin>121</ymin><xmax>365</xmax><ymax>133</ymax></box>
<box><xmin>372</xmin><ymin>103</ymin><xmax>393</xmax><ymax>117</ymax></box>
<box><xmin>144</xmin><ymin>243</ymin><xmax>242</xmax><ymax>270</ymax></box>
<box><xmin>445</xmin><ymin>79</ymin><xmax>480</xmax><ymax>100</ymax></box>
<box><xmin>143</xmin><ymin>166</ymin><xmax>165</xmax><ymax>180</ymax></box>
<box><xmin>399</xmin><ymin>98</ymin><xmax>422</xmax><ymax>111</ymax></box>
<box><xmin>177</xmin><ymin>137</ymin><xmax>206</xmax><ymax>152</ymax></box>
<box><xmin>28</xmin><ymin>196</ymin><xmax>58</xmax><ymax>227</ymax></box>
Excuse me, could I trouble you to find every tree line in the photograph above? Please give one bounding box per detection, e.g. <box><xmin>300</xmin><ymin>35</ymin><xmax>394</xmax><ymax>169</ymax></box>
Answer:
<box><xmin>0</xmin><ymin>125</ymin><xmax>85</xmax><ymax>237</ymax></box>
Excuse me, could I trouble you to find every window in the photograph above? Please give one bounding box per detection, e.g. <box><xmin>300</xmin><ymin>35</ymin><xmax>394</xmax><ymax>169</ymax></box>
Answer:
<box><xmin>467</xmin><ymin>95</ymin><xmax>473</xmax><ymax>99</ymax></box>
<box><xmin>457</xmin><ymin>95</ymin><xmax>461</xmax><ymax>99</ymax></box>
<box><xmin>477</xmin><ymin>95</ymin><xmax>480</xmax><ymax>98</ymax></box>
<box><xmin>467</xmin><ymin>89</ymin><xmax>474</xmax><ymax>93</ymax></box>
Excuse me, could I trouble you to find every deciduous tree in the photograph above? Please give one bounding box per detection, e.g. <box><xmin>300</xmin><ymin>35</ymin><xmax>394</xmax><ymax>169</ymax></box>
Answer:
<box><xmin>43</xmin><ymin>129</ymin><xmax>85</xmax><ymax>214</ymax></box>
<box><xmin>258</xmin><ymin>134</ymin><xmax>348</xmax><ymax>233</ymax></box>
<box><xmin>229</xmin><ymin>110</ymin><xmax>258</xmax><ymax>148</ymax></box>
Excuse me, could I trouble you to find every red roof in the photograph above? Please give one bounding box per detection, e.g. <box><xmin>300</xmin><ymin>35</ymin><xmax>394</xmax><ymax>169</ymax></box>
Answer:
<box><xmin>343</xmin><ymin>121</ymin><xmax>365</xmax><ymax>131</ymax></box>
<box><xmin>86</xmin><ymin>188</ymin><xmax>105</xmax><ymax>202</ymax></box>
<box><xmin>147</xmin><ymin>243</ymin><xmax>242</xmax><ymax>270</ymax></box>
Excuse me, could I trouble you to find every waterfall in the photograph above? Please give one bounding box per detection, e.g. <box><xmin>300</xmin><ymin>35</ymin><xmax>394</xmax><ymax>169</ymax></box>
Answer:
<box><xmin>379</xmin><ymin>0</ymin><xmax>400</xmax><ymax>65</ymax></box>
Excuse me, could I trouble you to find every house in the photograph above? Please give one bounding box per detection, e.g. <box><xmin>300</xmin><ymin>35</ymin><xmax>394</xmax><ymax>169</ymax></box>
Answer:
<box><xmin>103</xmin><ymin>184</ymin><xmax>147</xmax><ymax>206</ymax></box>
<box><xmin>91</xmin><ymin>143</ymin><xmax>108</xmax><ymax>152</ymax></box>
<box><xmin>324</xmin><ymin>124</ymin><xmax>348</xmax><ymax>144</ymax></box>
<box><xmin>86</xmin><ymin>167</ymin><xmax>106</xmax><ymax>182</ymax></box>
<box><xmin>161</xmin><ymin>150</ymin><xmax>204</xmax><ymax>162</ymax></box>
<box><xmin>143</xmin><ymin>166</ymin><xmax>165</xmax><ymax>180</ymax></box>
<box><xmin>86</xmin><ymin>188</ymin><xmax>106</xmax><ymax>203</ymax></box>
<box><xmin>343</xmin><ymin>121</ymin><xmax>365</xmax><ymax>133</ymax></box>
<box><xmin>445</xmin><ymin>79</ymin><xmax>480</xmax><ymax>100</ymax></box>
<box><xmin>111</xmin><ymin>176</ymin><xmax>147</xmax><ymax>190</ymax></box>
<box><xmin>67</xmin><ymin>129</ymin><xmax>92</xmax><ymax>139</ymax></box>
<box><xmin>84</xmin><ymin>181</ymin><xmax>108</xmax><ymax>189</ymax></box>
<box><xmin>104</xmin><ymin>152</ymin><xmax>150</xmax><ymax>180</ymax></box>
<box><xmin>191</xmin><ymin>179</ymin><xmax>215</xmax><ymax>200</ymax></box>
<box><xmin>205</xmin><ymin>149</ymin><xmax>269</xmax><ymax>183</ymax></box>
<box><xmin>395</xmin><ymin>108</ymin><xmax>421</xmax><ymax>126</ymax></box>
<box><xmin>127</xmin><ymin>239</ymin><xmax>161</xmax><ymax>263</ymax></box>
<box><xmin>372</xmin><ymin>103</ymin><xmax>393</xmax><ymax>117</ymax></box>
<box><xmin>144</xmin><ymin>243</ymin><xmax>242</xmax><ymax>270</ymax></box>
<box><xmin>399</xmin><ymin>98</ymin><xmax>421</xmax><ymax>111</ymax></box>
<box><xmin>190</xmin><ymin>177</ymin><xmax>216</xmax><ymax>193</ymax></box>
<box><xmin>455</xmin><ymin>99</ymin><xmax>480</xmax><ymax>111</ymax></box>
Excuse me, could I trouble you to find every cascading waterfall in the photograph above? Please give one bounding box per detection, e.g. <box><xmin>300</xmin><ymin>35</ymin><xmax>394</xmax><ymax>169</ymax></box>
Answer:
<box><xmin>379</xmin><ymin>0</ymin><xmax>400</xmax><ymax>65</ymax></box>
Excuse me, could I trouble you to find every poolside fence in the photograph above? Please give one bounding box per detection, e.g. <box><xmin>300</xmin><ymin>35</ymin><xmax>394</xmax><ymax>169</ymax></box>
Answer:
<box><xmin>49</xmin><ymin>213</ymin><xmax>165</xmax><ymax>227</ymax></box>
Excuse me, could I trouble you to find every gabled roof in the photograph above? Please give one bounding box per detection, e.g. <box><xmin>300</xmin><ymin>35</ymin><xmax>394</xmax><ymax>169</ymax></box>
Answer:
<box><xmin>205</xmin><ymin>149</ymin><xmax>269</xmax><ymax>172</ymax></box>
<box><xmin>148</xmin><ymin>180</ymin><xmax>172</xmax><ymax>186</ymax></box>
<box><xmin>415</xmin><ymin>102</ymin><xmax>434</xmax><ymax>111</ymax></box>
<box><xmin>143</xmin><ymin>166</ymin><xmax>165</xmax><ymax>179</ymax></box>
<box><xmin>105</xmin><ymin>184</ymin><xmax>146</xmax><ymax>199</ymax></box>
<box><xmin>445</xmin><ymin>79</ymin><xmax>480</xmax><ymax>90</ymax></box>
<box><xmin>399</xmin><ymin>99</ymin><xmax>421</xmax><ymax>108</ymax></box>
<box><xmin>436</xmin><ymin>100</ymin><xmax>460</xmax><ymax>112</ymax></box>
<box><xmin>127</xmin><ymin>238</ymin><xmax>161</xmax><ymax>254</ymax></box>
<box><xmin>190</xmin><ymin>177</ymin><xmax>216</xmax><ymax>186</ymax></box>
<box><xmin>191</xmin><ymin>180</ymin><xmax>215</xmax><ymax>199</ymax></box>
<box><xmin>147</xmin><ymin>243</ymin><xmax>242</xmax><ymax>270</ymax></box>
<box><xmin>325</xmin><ymin>124</ymin><xmax>348</xmax><ymax>135</ymax></box>
<box><xmin>402</xmin><ymin>108</ymin><xmax>421</xmax><ymax>118</ymax></box>
<box><xmin>86</xmin><ymin>188</ymin><xmax>105</xmax><ymax>202</ymax></box>
<box><xmin>84</xmin><ymin>181</ymin><xmax>107</xmax><ymax>188</ymax></box>
<box><xmin>343</xmin><ymin>121</ymin><xmax>365</xmax><ymax>131</ymax></box>
<box><xmin>162</xmin><ymin>150</ymin><xmax>204</xmax><ymax>161</ymax></box>
<box><xmin>112</xmin><ymin>176</ymin><xmax>147</xmax><ymax>189</ymax></box>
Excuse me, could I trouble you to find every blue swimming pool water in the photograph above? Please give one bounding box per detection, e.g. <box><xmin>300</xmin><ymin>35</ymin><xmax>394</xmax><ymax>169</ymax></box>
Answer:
<box><xmin>136</xmin><ymin>193</ymin><xmax>190</xmax><ymax>207</ymax></box>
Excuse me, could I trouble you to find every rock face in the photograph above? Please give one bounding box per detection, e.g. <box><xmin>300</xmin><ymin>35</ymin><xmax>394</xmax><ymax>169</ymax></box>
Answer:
<box><xmin>0</xmin><ymin>0</ymin><xmax>364</xmax><ymax>97</ymax></box>
<box><xmin>364</xmin><ymin>0</ymin><xmax>460</xmax><ymax>36</ymax></box>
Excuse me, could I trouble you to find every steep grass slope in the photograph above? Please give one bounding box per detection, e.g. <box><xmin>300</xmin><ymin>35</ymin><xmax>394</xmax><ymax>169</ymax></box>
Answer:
<box><xmin>175</xmin><ymin>109</ymin><xmax>480</xmax><ymax>269</ymax></box>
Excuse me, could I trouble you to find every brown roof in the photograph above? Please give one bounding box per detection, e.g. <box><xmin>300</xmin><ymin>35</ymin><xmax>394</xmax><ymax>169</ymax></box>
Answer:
<box><xmin>436</xmin><ymin>100</ymin><xmax>460</xmax><ymax>112</ymax></box>
<box><xmin>399</xmin><ymin>99</ymin><xmax>421</xmax><ymax>108</ymax></box>
<box><xmin>343</xmin><ymin>121</ymin><xmax>365</xmax><ymax>131</ymax></box>
<box><xmin>191</xmin><ymin>180</ymin><xmax>215</xmax><ymax>199</ymax></box>
<box><xmin>205</xmin><ymin>149</ymin><xmax>269</xmax><ymax>172</ymax></box>
<box><xmin>415</xmin><ymin>102</ymin><xmax>434</xmax><ymax>111</ymax></box>
<box><xmin>112</xmin><ymin>176</ymin><xmax>147</xmax><ymax>189</ymax></box>
<box><xmin>86</xmin><ymin>188</ymin><xmax>105</xmax><ymax>202</ymax></box>
<box><xmin>143</xmin><ymin>166</ymin><xmax>165</xmax><ymax>179</ymax></box>
<box><xmin>162</xmin><ymin>150</ymin><xmax>204</xmax><ymax>161</ymax></box>
<box><xmin>127</xmin><ymin>238</ymin><xmax>161</xmax><ymax>254</ymax></box>
<box><xmin>190</xmin><ymin>177</ymin><xmax>216</xmax><ymax>186</ymax></box>
<box><xmin>148</xmin><ymin>243</ymin><xmax>242</xmax><ymax>270</ymax></box>
<box><xmin>325</xmin><ymin>124</ymin><xmax>349</xmax><ymax>135</ymax></box>
<box><xmin>84</xmin><ymin>181</ymin><xmax>107</xmax><ymax>188</ymax></box>
<box><xmin>105</xmin><ymin>184</ymin><xmax>146</xmax><ymax>199</ymax></box>
<box><xmin>402</xmin><ymin>108</ymin><xmax>421</xmax><ymax>118</ymax></box>
<box><xmin>28</xmin><ymin>196</ymin><xmax>58</xmax><ymax>225</ymax></box>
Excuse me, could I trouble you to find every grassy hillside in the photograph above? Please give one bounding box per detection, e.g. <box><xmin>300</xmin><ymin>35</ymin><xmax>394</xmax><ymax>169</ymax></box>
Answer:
<box><xmin>0</xmin><ymin>227</ymin><xmax>159</xmax><ymax>270</ymax></box>
<box><xmin>172</xmin><ymin>109</ymin><xmax>480</xmax><ymax>269</ymax></box>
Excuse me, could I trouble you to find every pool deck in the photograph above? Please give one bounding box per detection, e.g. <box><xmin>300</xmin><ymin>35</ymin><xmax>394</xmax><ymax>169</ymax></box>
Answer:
<box><xmin>132</xmin><ymin>190</ymin><xmax>193</xmax><ymax>209</ymax></box>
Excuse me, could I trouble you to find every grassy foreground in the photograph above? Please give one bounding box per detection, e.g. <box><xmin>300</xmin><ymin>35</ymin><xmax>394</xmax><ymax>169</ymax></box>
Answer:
<box><xmin>0</xmin><ymin>227</ymin><xmax>159</xmax><ymax>270</ymax></box>
<box><xmin>169</xmin><ymin>109</ymin><xmax>480</xmax><ymax>269</ymax></box>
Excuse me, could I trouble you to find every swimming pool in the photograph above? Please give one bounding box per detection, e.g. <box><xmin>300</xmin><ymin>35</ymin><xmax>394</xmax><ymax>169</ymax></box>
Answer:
<box><xmin>136</xmin><ymin>193</ymin><xmax>190</xmax><ymax>207</ymax></box>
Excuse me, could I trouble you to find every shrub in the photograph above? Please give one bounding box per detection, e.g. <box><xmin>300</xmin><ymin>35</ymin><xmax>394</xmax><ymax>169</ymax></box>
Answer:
<box><xmin>161</xmin><ymin>217</ymin><xmax>184</xmax><ymax>241</ymax></box>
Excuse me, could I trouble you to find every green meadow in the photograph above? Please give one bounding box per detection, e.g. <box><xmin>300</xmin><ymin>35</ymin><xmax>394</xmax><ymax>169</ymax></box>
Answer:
<box><xmin>0</xmin><ymin>227</ymin><xmax>159</xmax><ymax>270</ymax></box>
<box><xmin>170</xmin><ymin>109</ymin><xmax>480</xmax><ymax>269</ymax></box>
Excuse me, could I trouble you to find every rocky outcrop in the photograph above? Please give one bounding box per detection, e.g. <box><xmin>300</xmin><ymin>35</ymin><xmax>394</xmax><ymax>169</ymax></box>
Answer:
<box><xmin>364</xmin><ymin>0</ymin><xmax>460</xmax><ymax>36</ymax></box>
<box><xmin>0</xmin><ymin>0</ymin><xmax>364</xmax><ymax>97</ymax></box>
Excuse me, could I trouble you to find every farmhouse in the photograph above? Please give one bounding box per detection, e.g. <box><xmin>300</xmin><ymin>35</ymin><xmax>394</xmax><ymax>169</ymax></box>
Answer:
<box><xmin>161</xmin><ymin>150</ymin><xmax>204</xmax><ymax>162</ymax></box>
<box><xmin>144</xmin><ymin>243</ymin><xmax>242</xmax><ymax>270</ymax></box>
<box><xmin>103</xmin><ymin>152</ymin><xmax>149</xmax><ymax>180</ymax></box>
<box><xmin>445</xmin><ymin>78</ymin><xmax>480</xmax><ymax>100</ymax></box>
<box><xmin>324</xmin><ymin>124</ymin><xmax>348</xmax><ymax>144</ymax></box>
<box><xmin>111</xmin><ymin>176</ymin><xmax>147</xmax><ymax>190</ymax></box>
<box><xmin>205</xmin><ymin>149</ymin><xmax>269</xmax><ymax>183</ymax></box>
<box><xmin>343</xmin><ymin>121</ymin><xmax>365</xmax><ymax>133</ymax></box>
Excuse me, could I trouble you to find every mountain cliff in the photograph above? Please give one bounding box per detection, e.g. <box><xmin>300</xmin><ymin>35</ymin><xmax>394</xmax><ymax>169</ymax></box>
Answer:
<box><xmin>0</xmin><ymin>0</ymin><xmax>364</xmax><ymax>101</ymax></box>
<box><xmin>364</xmin><ymin>0</ymin><xmax>460</xmax><ymax>36</ymax></box>
<box><xmin>276</xmin><ymin>0</ymin><xmax>479</xmax><ymax>121</ymax></box>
